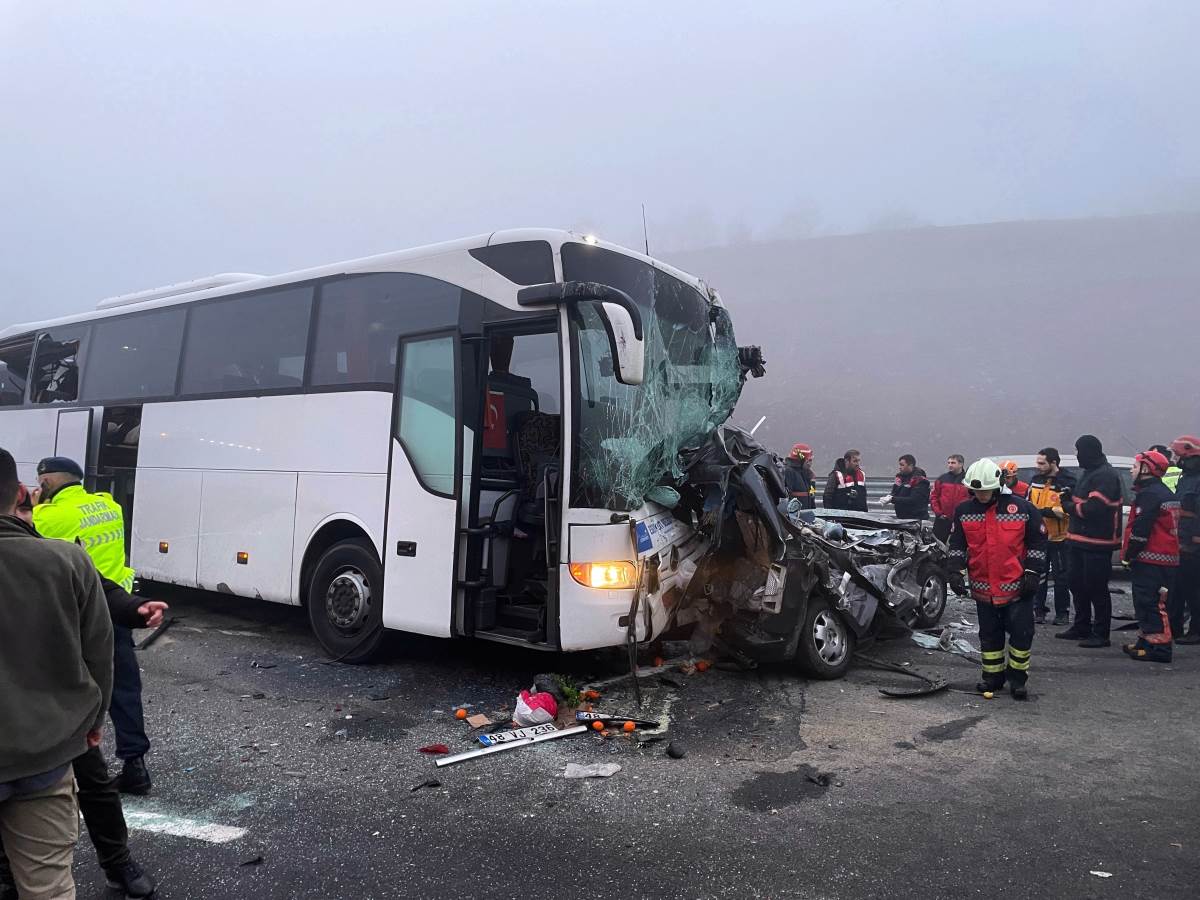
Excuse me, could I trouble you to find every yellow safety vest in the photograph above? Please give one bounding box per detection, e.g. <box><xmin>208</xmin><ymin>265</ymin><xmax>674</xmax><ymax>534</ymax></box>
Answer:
<box><xmin>33</xmin><ymin>483</ymin><xmax>136</xmax><ymax>592</ymax></box>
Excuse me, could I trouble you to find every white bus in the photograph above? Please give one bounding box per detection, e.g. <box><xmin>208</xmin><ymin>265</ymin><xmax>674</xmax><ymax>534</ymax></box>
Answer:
<box><xmin>0</xmin><ymin>230</ymin><xmax>750</xmax><ymax>662</ymax></box>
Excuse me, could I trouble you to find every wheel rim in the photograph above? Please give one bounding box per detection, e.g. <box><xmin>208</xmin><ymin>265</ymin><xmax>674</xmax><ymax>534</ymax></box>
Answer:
<box><xmin>325</xmin><ymin>567</ymin><xmax>372</xmax><ymax>633</ymax></box>
<box><xmin>813</xmin><ymin>610</ymin><xmax>848</xmax><ymax>665</ymax></box>
<box><xmin>920</xmin><ymin>574</ymin><xmax>944</xmax><ymax>617</ymax></box>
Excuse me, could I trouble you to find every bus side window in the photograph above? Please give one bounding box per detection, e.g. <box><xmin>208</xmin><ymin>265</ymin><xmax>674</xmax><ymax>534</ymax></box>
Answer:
<box><xmin>0</xmin><ymin>338</ymin><xmax>34</xmax><ymax>406</ymax></box>
<box><xmin>31</xmin><ymin>325</ymin><xmax>89</xmax><ymax>404</ymax></box>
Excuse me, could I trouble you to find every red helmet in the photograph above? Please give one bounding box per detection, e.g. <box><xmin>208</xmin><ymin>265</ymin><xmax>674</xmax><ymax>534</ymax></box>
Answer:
<box><xmin>1135</xmin><ymin>450</ymin><xmax>1170</xmax><ymax>478</ymax></box>
<box><xmin>790</xmin><ymin>443</ymin><xmax>813</xmax><ymax>461</ymax></box>
<box><xmin>1170</xmin><ymin>435</ymin><xmax>1200</xmax><ymax>459</ymax></box>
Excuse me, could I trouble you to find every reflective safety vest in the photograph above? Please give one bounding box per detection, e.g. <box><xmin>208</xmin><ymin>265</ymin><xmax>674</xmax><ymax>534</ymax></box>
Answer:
<box><xmin>33</xmin><ymin>483</ymin><xmax>135</xmax><ymax>591</ymax></box>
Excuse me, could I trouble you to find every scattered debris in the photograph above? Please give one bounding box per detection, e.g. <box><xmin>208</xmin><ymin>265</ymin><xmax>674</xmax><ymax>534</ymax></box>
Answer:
<box><xmin>334</xmin><ymin>729</ymin><xmax>348</xmax><ymax>741</ymax></box>
<box><xmin>465</xmin><ymin>713</ymin><xmax>492</xmax><ymax>728</ymax></box>
<box><xmin>478</xmin><ymin>724</ymin><xmax>557</xmax><ymax>746</ymax></box>
<box><xmin>455</xmin><ymin>708</ymin><xmax>468</xmax><ymax>720</ymax></box>
<box><xmin>410</xmin><ymin>778</ymin><xmax>442</xmax><ymax>792</ymax></box>
<box><xmin>805</xmin><ymin>771</ymin><xmax>835</xmax><ymax>788</ymax></box>
<box><xmin>513</xmin><ymin>689</ymin><xmax>558</xmax><ymax>727</ymax></box>
<box><xmin>563</xmin><ymin>763</ymin><xmax>621</xmax><ymax>779</ymax></box>
<box><xmin>666</xmin><ymin>742</ymin><xmax>687</xmax><ymax>760</ymax></box>
<box><xmin>281</xmin><ymin>771</ymin><xmax>306</xmax><ymax>778</ymax></box>
<box><xmin>367</xmin><ymin>692</ymin><xmax>391</xmax><ymax>701</ymax></box>
<box><xmin>435</xmin><ymin>724</ymin><xmax>589</xmax><ymax>768</ymax></box>
<box><xmin>418</xmin><ymin>744</ymin><xmax>450</xmax><ymax>755</ymax></box>
<box><xmin>575</xmin><ymin>711</ymin><xmax>660</xmax><ymax>729</ymax></box>
<box><xmin>250</xmin><ymin>661</ymin><xmax>276</xmax><ymax>670</ymax></box>
<box><xmin>1089</xmin><ymin>871</ymin><xmax>1113</xmax><ymax>879</ymax></box>
<box><xmin>238</xmin><ymin>856</ymin><xmax>264</xmax><ymax>867</ymax></box>
<box><xmin>136</xmin><ymin>615</ymin><xmax>177</xmax><ymax>650</ymax></box>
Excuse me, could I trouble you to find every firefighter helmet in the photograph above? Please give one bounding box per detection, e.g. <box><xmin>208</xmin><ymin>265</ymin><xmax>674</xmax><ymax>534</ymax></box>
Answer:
<box><xmin>999</xmin><ymin>459</ymin><xmax>1019</xmax><ymax>477</ymax></box>
<box><xmin>1170</xmin><ymin>435</ymin><xmax>1200</xmax><ymax>459</ymax></box>
<box><xmin>1135</xmin><ymin>450</ymin><xmax>1170</xmax><ymax>478</ymax></box>
<box><xmin>790</xmin><ymin>443</ymin><xmax>813</xmax><ymax>461</ymax></box>
<box><xmin>965</xmin><ymin>458</ymin><xmax>1003</xmax><ymax>492</ymax></box>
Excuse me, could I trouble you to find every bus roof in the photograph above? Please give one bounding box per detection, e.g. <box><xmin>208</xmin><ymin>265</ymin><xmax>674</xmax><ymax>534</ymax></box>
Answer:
<box><xmin>0</xmin><ymin>228</ymin><xmax>712</xmax><ymax>341</ymax></box>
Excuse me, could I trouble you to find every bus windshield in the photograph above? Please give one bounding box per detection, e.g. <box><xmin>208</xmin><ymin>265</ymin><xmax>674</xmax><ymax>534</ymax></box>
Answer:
<box><xmin>562</xmin><ymin>243</ymin><xmax>743</xmax><ymax>510</ymax></box>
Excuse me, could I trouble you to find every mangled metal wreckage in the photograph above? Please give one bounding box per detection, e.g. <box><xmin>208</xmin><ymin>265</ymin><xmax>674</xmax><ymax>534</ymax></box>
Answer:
<box><xmin>584</xmin><ymin>294</ymin><xmax>949</xmax><ymax>680</ymax></box>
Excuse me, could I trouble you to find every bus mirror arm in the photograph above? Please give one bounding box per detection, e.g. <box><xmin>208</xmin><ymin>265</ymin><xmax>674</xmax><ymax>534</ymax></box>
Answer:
<box><xmin>517</xmin><ymin>282</ymin><xmax>645</xmax><ymax>387</ymax></box>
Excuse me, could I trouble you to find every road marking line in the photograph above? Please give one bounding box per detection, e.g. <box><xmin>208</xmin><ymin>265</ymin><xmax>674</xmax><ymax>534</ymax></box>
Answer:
<box><xmin>123</xmin><ymin>810</ymin><xmax>247</xmax><ymax>844</ymax></box>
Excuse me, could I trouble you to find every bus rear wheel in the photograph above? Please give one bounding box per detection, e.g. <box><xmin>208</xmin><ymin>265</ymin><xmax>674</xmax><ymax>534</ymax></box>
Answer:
<box><xmin>307</xmin><ymin>538</ymin><xmax>386</xmax><ymax>664</ymax></box>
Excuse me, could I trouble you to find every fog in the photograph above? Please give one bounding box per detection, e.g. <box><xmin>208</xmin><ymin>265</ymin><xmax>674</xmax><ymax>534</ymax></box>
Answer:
<box><xmin>669</xmin><ymin>212</ymin><xmax>1200</xmax><ymax>475</ymax></box>
<box><xmin>2</xmin><ymin>2</ymin><xmax>1198</xmax><ymax>467</ymax></box>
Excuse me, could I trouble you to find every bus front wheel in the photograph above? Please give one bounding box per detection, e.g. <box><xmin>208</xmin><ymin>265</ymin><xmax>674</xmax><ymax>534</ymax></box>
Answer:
<box><xmin>307</xmin><ymin>538</ymin><xmax>386</xmax><ymax>664</ymax></box>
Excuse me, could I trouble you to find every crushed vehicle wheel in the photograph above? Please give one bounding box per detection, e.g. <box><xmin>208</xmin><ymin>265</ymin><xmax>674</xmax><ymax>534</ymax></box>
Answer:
<box><xmin>308</xmin><ymin>538</ymin><xmax>386</xmax><ymax>663</ymax></box>
<box><xmin>911</xmin><ymin>563</ymin><xmax>948</xmax><ymax>630</ymax></box>
<box><xmin>795</xmin><ymin>595</ymin><xmax>855</xmax><ymax>680</ymax></box>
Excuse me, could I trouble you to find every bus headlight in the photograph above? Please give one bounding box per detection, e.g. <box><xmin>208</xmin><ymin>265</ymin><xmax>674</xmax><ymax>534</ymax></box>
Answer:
<box><xmin>569</xmin><ymin>561</ymin><xmax>638</xmax><ymax>590</ymax></box>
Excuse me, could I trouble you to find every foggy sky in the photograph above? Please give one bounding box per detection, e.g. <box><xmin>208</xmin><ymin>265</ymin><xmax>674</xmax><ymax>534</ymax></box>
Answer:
<box><xmin>3</xmin><ymin>1</ymin><xmax>1200</xmax><ymax>322</ymax></box>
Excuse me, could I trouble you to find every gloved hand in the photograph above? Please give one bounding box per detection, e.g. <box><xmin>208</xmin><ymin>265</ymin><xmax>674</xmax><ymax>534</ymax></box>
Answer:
<box><xmin>1022</xmin><ymin>570</ymin><xmax>1041</xmax><ymax>593</ymax></box>
<box><xmin>1040</xmin><ymin>506</ymin><xmax>1060</xmax><ymax>519</ymax></box>
<box><xmin>949</xmin><ymin>571</ymin><xmax>967</xmax><ymax>595</ymax></box>
<box><xmin>1057</xmin><ymin>488</ymin><xmax>1073</xmax><ymax>508</ymax></box>
<box><xmin>1120</xmin><ymin>557</ymin><xmax>1132</xmax><ymax>568</ymax></box>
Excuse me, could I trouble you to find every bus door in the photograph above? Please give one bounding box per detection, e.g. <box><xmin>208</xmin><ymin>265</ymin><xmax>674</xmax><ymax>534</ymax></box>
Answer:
<box><xmin>380</xmin><ymin>330</ymin><xmax>463</xmax><ymax>637</ymax></box>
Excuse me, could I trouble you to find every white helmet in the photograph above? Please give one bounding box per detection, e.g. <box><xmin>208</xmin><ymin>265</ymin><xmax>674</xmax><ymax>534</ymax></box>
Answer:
<box><xmin>965</xmin><ymin>458</ymin><xmax>1002</xmax><ymax>492</ymax></box>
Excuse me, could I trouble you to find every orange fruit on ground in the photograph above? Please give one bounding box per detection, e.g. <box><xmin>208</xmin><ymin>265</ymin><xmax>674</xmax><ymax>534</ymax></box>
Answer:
<box><xmin>455</xmin><ymin>708</ymin><xmax>467</xmax><ymax>720</ymax></box>
<box><xmin>653</xmin><ymin>656</ymin><xmax>664</xmax><ymax>667</ymax></box>
<box><xmin>622</xmin><ymin>721</ymin><xmax>636</xmax><ymax>732</ymax></box>
<box><xmin>592</xmin><ymin>720</ymin><xmax>604</xmax><ymax>731</ymax></box>
<box><xmin>696</xmin><ymin>660</ymin><xmax>710</xmax><ymax>672</ymax></box>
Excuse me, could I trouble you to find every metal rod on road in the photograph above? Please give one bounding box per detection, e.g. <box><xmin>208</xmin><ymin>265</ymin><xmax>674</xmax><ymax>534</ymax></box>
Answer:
<box><xmin>435</xmin><ymin>724</ymin><xmax>589</xmax><ymax>767</ymax></box>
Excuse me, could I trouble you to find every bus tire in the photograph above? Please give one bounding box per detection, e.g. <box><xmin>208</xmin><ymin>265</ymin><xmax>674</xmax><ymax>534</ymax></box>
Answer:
<box><xmin>307</xmin><ymin>538</ymin><xmax>386</xmax><ymax>664</ymax></box>
<box><xmin>794</xmin><ymin>595</ymin><xmax>855</xmax><ymax>680</ymax></box>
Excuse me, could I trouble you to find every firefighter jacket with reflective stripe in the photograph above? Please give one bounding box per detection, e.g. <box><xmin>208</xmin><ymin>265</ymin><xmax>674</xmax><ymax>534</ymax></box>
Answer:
<box><xmin>33</xmin><ymin>484</ymin><xmax>136</xmax><ymax>592</ymax></box>
<box><xmin>823</xmin><ymin>467</ymin><xmax>868</xmax><ymax>512</ymax></box>
<box><xmin>1025</xmin><ymin>470</ymin><xmax>1076</xmax><ymax>542</ymax></box>
<box><xmin>1122</xmin><ymin>478</ymin><xmax>1180</xmax><ymax>567</ymax></box>
<box><xmin>930</xmin><ymin>471</ymin><xmax>969</xmax><ymax>519</ymax></box>
<box><xmin>1066</xmin><ymin>459</ymin><xmax>1123</xmax><ymax>552</ymax></box>
<box><xmin>1177</xmin><ymin>467</ymin><xmax>1200</xmax><ymax>554</ymax></box>
<box><xmin>948</xmin><ymin>494</ymin><xmax>1048</xmax><ymax>606</ymax></box>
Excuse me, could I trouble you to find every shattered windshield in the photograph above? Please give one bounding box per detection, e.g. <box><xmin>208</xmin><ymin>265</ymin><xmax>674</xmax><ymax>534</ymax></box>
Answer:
<box><xmin>563</xmin><ymin>243</ymin><xmax>743</xmax><ymax>510</ymax></box>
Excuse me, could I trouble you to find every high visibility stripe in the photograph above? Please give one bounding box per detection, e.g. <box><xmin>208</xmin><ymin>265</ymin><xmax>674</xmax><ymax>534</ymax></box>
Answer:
<box><xmin>1008</xmin><ymin>647</ymin><xmax>1031</xmax><ymax>659</ymax></box>
<box><xmin>1085</xmin><ymin>491</ymin><xmax>1122</xmax><ymax>507</ymax></box>
<box><xmin>982</xmin><ymin>662</ymin><xmax>1007</xmax><ymax>674</ymax></box>
<box><xmin>981</xmin><ymin>649</ymin><xmax>1005</xmax><ymax>660</ymax></box>
<box><xmin>1007</xmin><ymin>658</ymin><xmax>1030</xmax><ymax>671</ymax></box>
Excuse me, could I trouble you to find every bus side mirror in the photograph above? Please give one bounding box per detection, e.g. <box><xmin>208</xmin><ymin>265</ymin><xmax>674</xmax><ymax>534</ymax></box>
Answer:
<box><xmin>517</xmin><ymin>281</ymin><xmax>646</xmax><ymax>386</ymax></box>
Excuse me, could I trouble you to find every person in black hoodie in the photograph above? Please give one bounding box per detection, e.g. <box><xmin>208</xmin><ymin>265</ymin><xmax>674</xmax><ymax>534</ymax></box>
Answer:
<box><xmin>1055</xmin><ymin>435</ymin><xmax>1124</xmax><ymax>647</ymax></box>
<box><xmin>880</xmin><ymin>454</ymin><xmax>931</xmax><ymax>519</ymax></box>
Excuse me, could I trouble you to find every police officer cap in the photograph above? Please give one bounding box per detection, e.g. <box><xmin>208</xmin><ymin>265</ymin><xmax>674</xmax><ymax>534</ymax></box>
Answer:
<box><xmin>37</xmin><ymin>456</ymin><xmax>84</xmax><ymax>479</ymax></box>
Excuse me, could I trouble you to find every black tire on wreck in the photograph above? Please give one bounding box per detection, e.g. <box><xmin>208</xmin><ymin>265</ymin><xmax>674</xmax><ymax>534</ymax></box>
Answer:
<box><xmin>911</xmin><ymin>562</ymin><xmax>949</xmax><ymax>630</ymax></box>
<box><xmin>307</xmin><ymin>538</ymin><xmax>387</xmax><ymax>664</ymax></box>
<box><xmin>795</xmin><ymin>594</ymin><xmax>855</xmax><ymax>679</ymax></box>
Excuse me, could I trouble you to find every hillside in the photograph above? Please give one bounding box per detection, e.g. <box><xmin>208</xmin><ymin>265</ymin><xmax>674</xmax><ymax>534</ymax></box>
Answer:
<box><xmin>668</xmin><ymin>213</ymin><xmax>1200</xmax><ymax>475</ymax></box>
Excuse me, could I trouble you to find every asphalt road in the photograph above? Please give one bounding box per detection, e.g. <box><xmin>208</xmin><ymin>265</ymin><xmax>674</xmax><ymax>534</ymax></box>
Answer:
<box><xmin>74</xmin><ymin>581</ymin><xmax>1199</xmax><ymax>899</ymax></box>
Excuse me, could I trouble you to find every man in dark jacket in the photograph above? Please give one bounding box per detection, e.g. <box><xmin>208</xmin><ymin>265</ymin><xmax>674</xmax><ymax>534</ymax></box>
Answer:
<box><xmin>1169</xmin><ymin>435</ymin><xmax>1200</xmax><ymax>642</ymax></box>
<box><xmin>1120</xmin><ymin>450</ymin><xmax>1180</xmax><ymax>663</ymax></box>
<box><xmin>0</xmin><ymin>448</ymin><xmax>112</xmax><ymax>899</ymax></box>
<box><xmin>0</xmin><ymin>481</ymin><xmax>165</xmax><ymax>900</ymax></box>
<box><xmin>823</xmin><ymin>449</ymin><xmax>868</xmax><ymax>511</ymax></box>
<box><xmin>930</xmin><ymin>454</ymin><xmax>969</xmax><ymax>543</ymax></box>
<box><xmin>881</xmin><ymin>454</ymin><xmax>931</xmax><ymax>520</ymax></box>
<box><xmin>1026</xmin><ymin>448</ymin><xmax>1077</xmax><ymax>626</ymax></box>
<box><xmin>782</xmin><ymin>443</ymin><xmax>816</xmax><ymax>510</ymax></box>
<box><xmin>1055</xmin><ymin>435</ymin><xmax>1124</xmax><ymax>648</ymax></box>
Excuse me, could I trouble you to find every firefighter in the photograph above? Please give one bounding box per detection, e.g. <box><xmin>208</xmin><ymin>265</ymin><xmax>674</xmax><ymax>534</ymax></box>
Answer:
<box><xmin>1171</xmin><ymin>435</ymin><xmax>1200</xmax><ymax>643</ymax></box>
<box><xmin>783</xmin><ymin>443</ymin><xmax>817</xmax><ymax>510</ymax></box>
<box><xmin>999</xmin><ymin>460</ymin><xmax>1030</xmax><ymax>497</ymax></box>
<box><xmin>947</xmin><ymin>458</ymin><xmax>1048</xmax><ymax>700</ymax></box>
<box><xmin>32</xmin><ymin>457</ymin><xmax>152</xmax><ymax>795</ymax></box>
<box><xmin>1120</xmin><ymin>450</ymin><xmax>1180</xmax><ymax>663</ymax></box>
